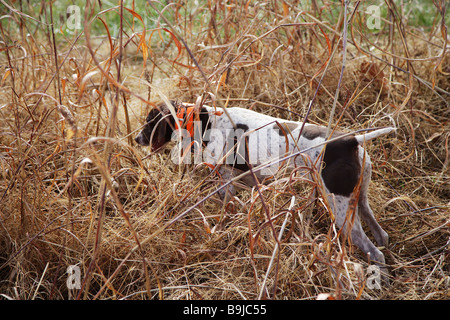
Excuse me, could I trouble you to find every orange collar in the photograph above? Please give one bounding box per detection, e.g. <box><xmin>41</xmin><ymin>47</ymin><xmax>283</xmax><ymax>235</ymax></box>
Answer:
<box><xmin>175</xmin><ymin>106</ymin><xmax>196</xmax><ymax>137</ymax></box>
<box><xmin>175</xmin><ymin>106</ymin><xmax>224</xmax><ymax>137</ymax></box>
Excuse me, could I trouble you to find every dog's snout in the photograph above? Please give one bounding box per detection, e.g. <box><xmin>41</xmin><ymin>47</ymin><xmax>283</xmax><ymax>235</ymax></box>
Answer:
<box><xmin>134</xmin><ymin>133</ymin><xmax>144</xmax><ymax>145</ymax></box>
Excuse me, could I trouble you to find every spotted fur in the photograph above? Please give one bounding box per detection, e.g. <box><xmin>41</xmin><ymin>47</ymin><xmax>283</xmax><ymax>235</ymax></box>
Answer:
<box><xmin>135</xmin><ymin>104</ymin><xmax>395</xmax><ymax>266</ymax></box>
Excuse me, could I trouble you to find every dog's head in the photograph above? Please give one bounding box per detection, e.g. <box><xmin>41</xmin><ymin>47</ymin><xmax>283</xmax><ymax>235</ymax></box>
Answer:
<box><xmin>135</xmin><ymin>102</ymin><xmax>211</xmax><ymax>152</ymax></box>
<box><xmin>134</xmin><ymin>103</ymin><xmax>176</xmax><ymax>151</ymax></box>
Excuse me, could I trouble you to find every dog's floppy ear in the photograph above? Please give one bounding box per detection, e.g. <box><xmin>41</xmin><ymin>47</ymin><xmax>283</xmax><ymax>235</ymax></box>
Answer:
<box><xmin>135</xmin><ymin>107</ymin><xmax>175</xmax><ymax>150</ymax></box>
<box><xmin>153</xmin><ymin>111</ymin><xmax>176</xmax><ymax>151</ymax></box>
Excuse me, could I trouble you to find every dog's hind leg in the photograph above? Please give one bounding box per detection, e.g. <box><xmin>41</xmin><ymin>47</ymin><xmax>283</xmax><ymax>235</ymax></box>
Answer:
<box><xmin>330</xmin><ymin>194</ymin><xmax>386</xmax><ymax>266</ymax></box>
<box><xmin>358</xmin><ymin>162</ymin><xmax>389</xmax><ymax>247</ymax></box>
<box><xmin>358</xmin><ymin>194</ymin><xmax>389</xmax><ymax>247</ymax></box>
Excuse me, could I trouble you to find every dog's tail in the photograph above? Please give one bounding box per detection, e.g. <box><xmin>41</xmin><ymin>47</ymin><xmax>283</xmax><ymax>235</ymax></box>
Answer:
<box><xmin>354</xmin><ymin>127</ymin><xmax>396</xmax><ymax>144</ymax></box>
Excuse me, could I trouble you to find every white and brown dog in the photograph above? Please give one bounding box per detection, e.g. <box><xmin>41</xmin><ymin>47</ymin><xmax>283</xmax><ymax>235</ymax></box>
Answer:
<box><xmin>135</xmin><ymin>101</ymin><xmax>395</xmax><ymax>267</ymax></box>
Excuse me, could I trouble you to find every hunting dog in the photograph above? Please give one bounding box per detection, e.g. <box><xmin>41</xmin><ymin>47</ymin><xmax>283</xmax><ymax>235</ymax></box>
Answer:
<box><xmin>135</xmin><ymin>101</ymin><xmax>395</xmax><ymax>267</ymax></box>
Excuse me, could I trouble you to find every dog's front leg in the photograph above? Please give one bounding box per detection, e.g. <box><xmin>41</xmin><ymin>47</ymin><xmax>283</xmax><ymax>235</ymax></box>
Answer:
<box><xmin>217</xmin><ymin>166</ymin><xmax>237</xmax><ymax>202</ymax></box>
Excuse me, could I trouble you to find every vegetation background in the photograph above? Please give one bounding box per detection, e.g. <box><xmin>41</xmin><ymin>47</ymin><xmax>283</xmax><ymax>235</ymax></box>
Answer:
<box><xmin>0</xmin><ymin>0</ymin><xmax>448</xmax><ymax>299</ymax></box>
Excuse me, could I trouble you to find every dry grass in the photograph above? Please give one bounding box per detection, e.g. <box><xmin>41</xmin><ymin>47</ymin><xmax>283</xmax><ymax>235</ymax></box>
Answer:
<box><xmin>0</xmin><ymin>0</ymin><xmax>449</xmax><ymax>300</ymax></box>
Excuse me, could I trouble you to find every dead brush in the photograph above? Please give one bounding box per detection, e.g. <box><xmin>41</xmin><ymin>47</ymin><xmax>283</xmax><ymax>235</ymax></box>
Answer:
<box><xmin>0</xmin><ymin>0</ymin><xmax>449</xmax><ymax>300</ymax></box>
